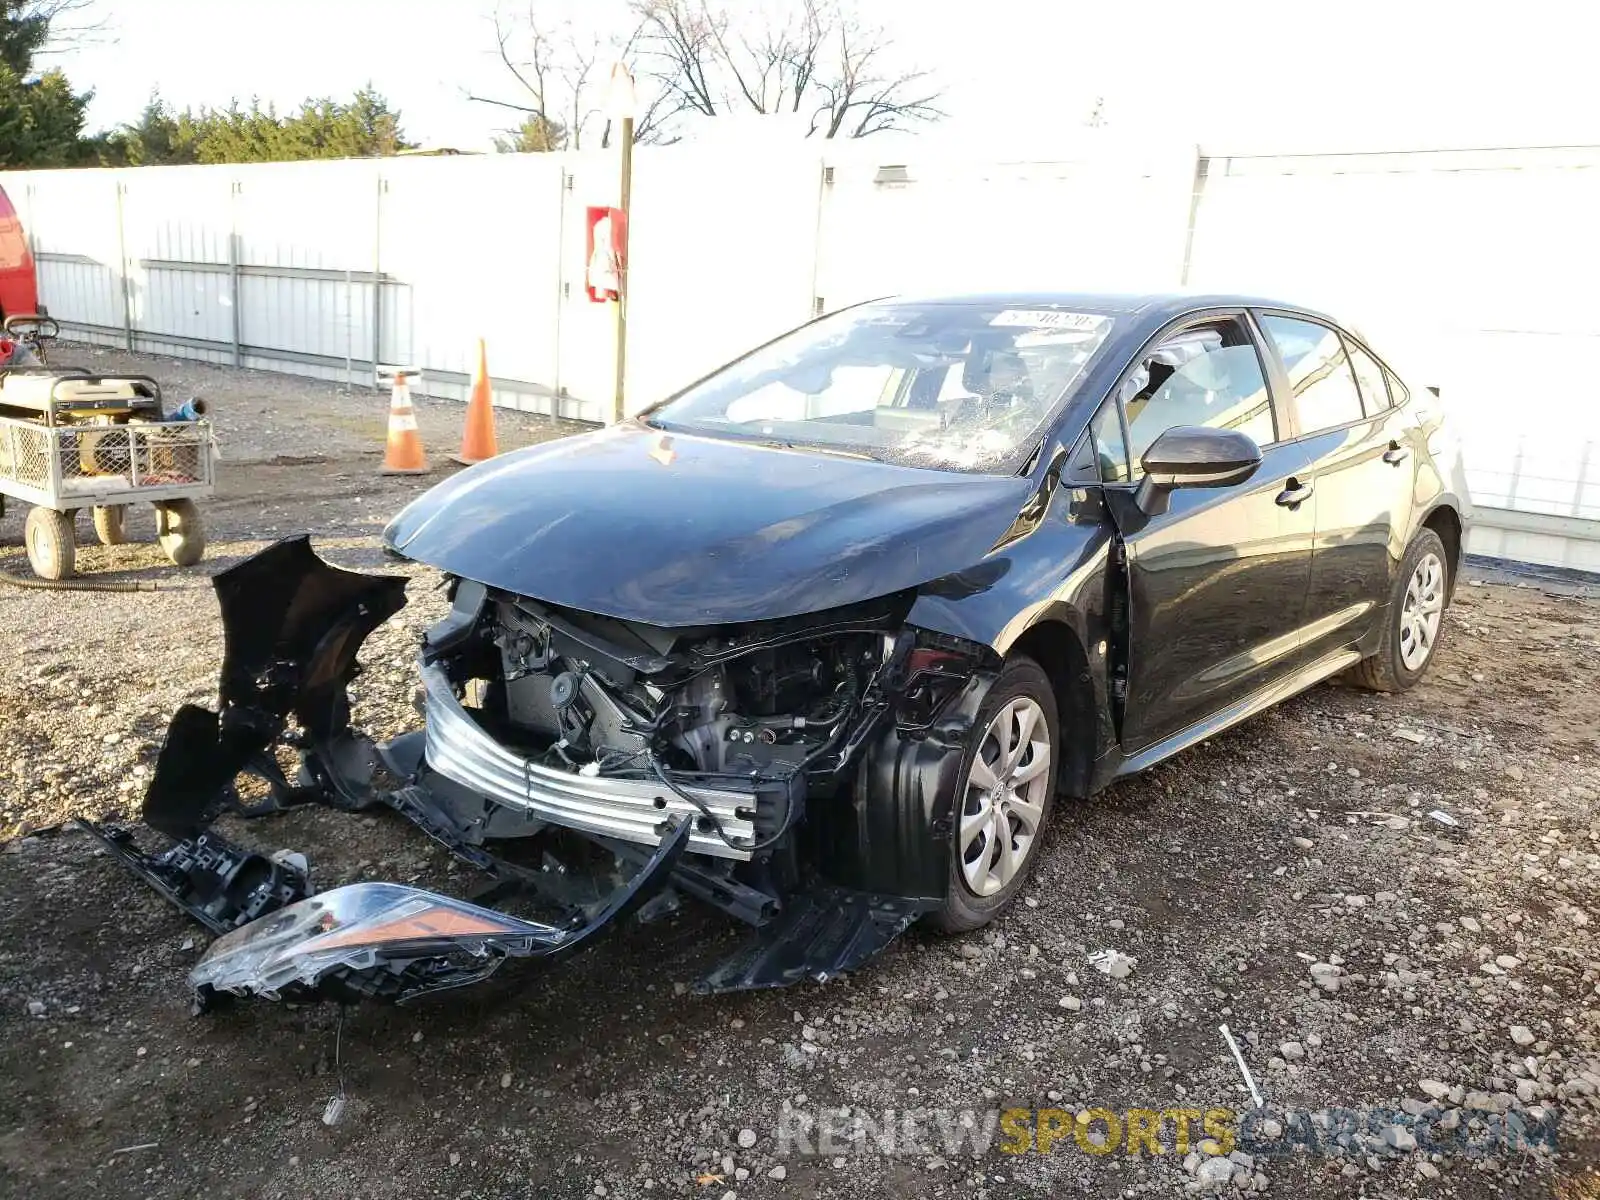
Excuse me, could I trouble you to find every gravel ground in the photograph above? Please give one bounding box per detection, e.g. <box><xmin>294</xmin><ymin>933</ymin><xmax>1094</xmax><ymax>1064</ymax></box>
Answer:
<box><xmin>2</xmin><ymin>349</ymin><xmax>1600</xmax><ymax>1199</ymax></box>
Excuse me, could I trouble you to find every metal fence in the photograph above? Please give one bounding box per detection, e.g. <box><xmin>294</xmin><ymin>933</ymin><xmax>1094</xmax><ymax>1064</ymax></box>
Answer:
<box><xmin>16</xmin><ymin>157</ymin><xmax>583</xmax><ymax>416</ymax></box>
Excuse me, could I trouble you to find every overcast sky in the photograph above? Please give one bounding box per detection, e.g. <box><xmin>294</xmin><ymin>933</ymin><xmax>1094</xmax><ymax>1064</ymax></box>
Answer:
<box><xmin>55</xmin><ymin>0</ymin><xmax>1600</xmax><ymax>154</ymax></box>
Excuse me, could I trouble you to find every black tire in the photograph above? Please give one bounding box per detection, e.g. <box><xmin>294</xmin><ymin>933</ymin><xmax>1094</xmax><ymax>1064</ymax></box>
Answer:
<box><xmin>928</xmin><ymin>655</ymin><xmax>1059</xmax><ymax>934</ymax></box>
<box><xmin>155</xmin><ymin>499</ymin><xmax>206</xmax><ymax>567</ymax></box>
<box><xmin>24</xmin><ymin>507</ymin><xmax>75</xmax><ymax>580</ymax></box>
<box><xmin>1346</xmin><ymin>528</ymin><xmax>1450</xmax><ymax>693</ymax></box>
<box><xmin>92</xmin><ymin>504</ymin><xmax>128</xmax><ymax>546</ymax></box>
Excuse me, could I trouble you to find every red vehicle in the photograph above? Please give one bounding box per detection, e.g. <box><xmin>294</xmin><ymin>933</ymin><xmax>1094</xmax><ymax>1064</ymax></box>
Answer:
<box><xmin>0</xmin><ymin>184</ymin><xmax>39</xmax><ymax>320</ymax></box>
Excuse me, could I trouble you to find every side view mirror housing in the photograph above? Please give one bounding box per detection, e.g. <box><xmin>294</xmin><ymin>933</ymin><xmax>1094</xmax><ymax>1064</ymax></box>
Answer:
<box><xmin>1133</xmin><ymin>425</ymin><xmax>1262</xmax><ymax>516</ymax></box>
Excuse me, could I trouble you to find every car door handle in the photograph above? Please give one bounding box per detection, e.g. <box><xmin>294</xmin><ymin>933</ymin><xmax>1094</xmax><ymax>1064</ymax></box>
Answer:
<box><xmin>1383</xmin><ymin>441</ymin><xmax>1410</xmax><ymax>465</ymax></box>
<box><xmin>1275</xmin><ymin>478</ymin><xmax>1314</xmax><ymax>508</ymax></box>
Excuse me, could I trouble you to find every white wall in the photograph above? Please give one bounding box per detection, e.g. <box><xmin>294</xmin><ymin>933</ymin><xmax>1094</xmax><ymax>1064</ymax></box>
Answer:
<box><xmin>1185</xmin><ymin>145</ymin><xmax>1600</xmax><ymax>570</ymax></box>
<box><xmin>5</xmin><ymin>139</ymin><xmax>1598</xmax><ymax>570</ymax></box>
<box><xmin>814</xmin><ymin>145</ymin><xmax>1197</xmax><ymax>305</ymax></box>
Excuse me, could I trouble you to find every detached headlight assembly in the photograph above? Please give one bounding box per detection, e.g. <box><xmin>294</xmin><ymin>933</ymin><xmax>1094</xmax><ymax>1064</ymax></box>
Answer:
<box><xmin>189</xmin><ymin>883</ymin><xmax>562</xmax><ymax>1001</ymax></box>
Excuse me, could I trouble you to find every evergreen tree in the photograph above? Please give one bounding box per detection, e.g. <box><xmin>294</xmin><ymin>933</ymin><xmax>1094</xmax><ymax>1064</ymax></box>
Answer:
<box><xmin>0</xmin><ymin>0</ymin><xmax>95</xmax><ymax>167</ymax></box>
<box><xmin>103</xmin><ymin>87</ymin><xmax>416</xmax><ymax>165</ymax></box>
<box><xmin>493</xmin><ymin>113</ymin><xmax>567</xmax><ymax>153</ymax></box>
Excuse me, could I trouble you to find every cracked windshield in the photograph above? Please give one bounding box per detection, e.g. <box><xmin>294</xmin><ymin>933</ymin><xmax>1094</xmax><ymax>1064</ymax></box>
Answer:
<box><xmin>646</xmin><ymin>303</ymin><xmax>1115</xmax><ymax>473</ymax></box>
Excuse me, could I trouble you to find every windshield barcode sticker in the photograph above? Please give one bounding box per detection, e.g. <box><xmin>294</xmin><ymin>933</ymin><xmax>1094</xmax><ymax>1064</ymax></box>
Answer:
<box><xmin>989</xmin><ymin>310</ymin><xmax>1109</xmax><ymax>330</ymax></box>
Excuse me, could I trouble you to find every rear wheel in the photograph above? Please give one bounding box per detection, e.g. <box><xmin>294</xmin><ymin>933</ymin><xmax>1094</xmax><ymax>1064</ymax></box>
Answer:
<box><xmin>1347</xmin><ymin>528</ymin><xmax>1449</xmax><ymax>692</ymax></box>
<box><xmin>155</xmin><ymin>499</ymin><xmax>206</xmax><ymax>567</ymax></box>
<box><xmin>928</xmin><ymin>656</ymin><xmax>1058</xmax><ymax>933</ymax></box>
<box><xmin>24</xmin><ymin>507</ymin><xmax>75</xmax><ymax>580</ymax></box>
<box><xmin>92</xmin><ymin>504</ymin><xmax>128</xmax><ymax>546</ymax></box>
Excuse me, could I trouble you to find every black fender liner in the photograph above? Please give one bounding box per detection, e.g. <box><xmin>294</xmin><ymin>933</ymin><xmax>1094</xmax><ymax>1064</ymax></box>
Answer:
<box><xmin>814</xmin><ymin>670</ymin><xmax>997</xmax><ymax>900</ymax></box>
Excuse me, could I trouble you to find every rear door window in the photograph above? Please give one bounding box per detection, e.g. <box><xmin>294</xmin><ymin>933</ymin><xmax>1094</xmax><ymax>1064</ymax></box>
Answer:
<box><xmin>1345</xmin><ymin>339</ymin><xmax>1392</xmax><ymax>417</ymax></box>
<box><xmin>1259</xmin><ymin>315</ymin><xmax>1366</xmax><ymax>434</ymax></box>
<box><xmin>1385</xmin><ymin>369</ymin><xmax>1410</xmax><ymax>406</ymax></box>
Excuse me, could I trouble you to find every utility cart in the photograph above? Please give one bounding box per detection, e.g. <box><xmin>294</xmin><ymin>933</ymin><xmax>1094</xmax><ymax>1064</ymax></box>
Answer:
<box><xmin>0</xmin><ymin>366</ymin><xmax>215</xmax><ymax>580</ymax></box>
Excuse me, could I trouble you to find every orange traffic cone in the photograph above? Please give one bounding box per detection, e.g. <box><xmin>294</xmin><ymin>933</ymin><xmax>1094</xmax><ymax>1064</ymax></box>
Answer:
<box><xmin>381</xmin><ymin>371</ymin><xmax>429</xmax><ymax>475</ymax></box>
<box><xmin>453</xmin><ymin>339</ymin><xmax>500</xmax><ymax>465</ymax></box>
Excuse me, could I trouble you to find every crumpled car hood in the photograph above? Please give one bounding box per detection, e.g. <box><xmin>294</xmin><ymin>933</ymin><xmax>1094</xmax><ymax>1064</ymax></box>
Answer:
<box><xmin>383</xmin><ymin>423</ymin><xmax>1034</xmax><ymax>626</ymax></box>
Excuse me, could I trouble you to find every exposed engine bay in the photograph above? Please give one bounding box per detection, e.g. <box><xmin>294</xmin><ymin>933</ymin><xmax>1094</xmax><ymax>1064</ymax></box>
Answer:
<box><xmin>496</xmin><ymin>595</ymin><xmax>869</xmax><ymax>786</ymax></box>
<box><xmin>434</xmin><ymin>583</ymin><xmax>911</xmax><ymax>859</ymax></box>
<box><xmin>81</xmin><ymin>537</ymin><xmax>998</xmax><ymax>1009</ymax></box>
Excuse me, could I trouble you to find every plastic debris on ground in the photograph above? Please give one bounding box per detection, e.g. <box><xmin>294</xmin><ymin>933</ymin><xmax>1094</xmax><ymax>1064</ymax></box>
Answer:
<box><xmin>1087</xmin><ymin>948</ymin><xmax>1137</xmax><ymax>979</ymax></box>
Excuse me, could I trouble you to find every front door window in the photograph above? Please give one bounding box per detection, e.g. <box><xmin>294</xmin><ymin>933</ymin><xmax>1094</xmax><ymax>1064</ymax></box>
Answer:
<box><xmin>1120</xmin><ymin>321</ymin><xmax>1276</xmax><ymax>473</ymax></box>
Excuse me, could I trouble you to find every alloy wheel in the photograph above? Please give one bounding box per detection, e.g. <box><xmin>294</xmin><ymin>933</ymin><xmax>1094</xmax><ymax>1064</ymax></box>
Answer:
<box><xmin>957</xmin><ymin>696</ymin><xmax>1051</xmax><ymax>897</ymax></box>
<box><xmin>1399</xmin><ymin>551</ymin><xmax>1445</xmax><ymax>672</ymax></box>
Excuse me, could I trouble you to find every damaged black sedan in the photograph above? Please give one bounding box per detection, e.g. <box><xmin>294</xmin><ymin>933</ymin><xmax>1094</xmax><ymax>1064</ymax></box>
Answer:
<box><xmin>91</xmin><ymin>292</ymin><xmax>1470</xmax><ymax>1007</ymax></box>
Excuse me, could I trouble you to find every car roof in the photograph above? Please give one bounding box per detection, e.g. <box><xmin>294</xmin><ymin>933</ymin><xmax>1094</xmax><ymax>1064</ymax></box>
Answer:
<box><xmin>869</xmin><ymin>290</ymin><xmax>1337</xmax><ymax>326</ymax></box>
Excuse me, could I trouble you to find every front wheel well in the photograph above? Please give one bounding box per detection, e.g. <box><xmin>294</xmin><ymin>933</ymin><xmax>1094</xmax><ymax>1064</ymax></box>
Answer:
<box><xmin>1008</xmin><ymin>620</ymin><xmax>1095</xmax><ymax>798</ymax></box>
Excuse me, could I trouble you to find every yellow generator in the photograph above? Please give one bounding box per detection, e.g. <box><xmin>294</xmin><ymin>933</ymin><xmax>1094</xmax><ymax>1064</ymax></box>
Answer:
<box><xmin>0</xmin><ymin>367</ymin><xmax>216</xmax><ymax>580</ymax></box>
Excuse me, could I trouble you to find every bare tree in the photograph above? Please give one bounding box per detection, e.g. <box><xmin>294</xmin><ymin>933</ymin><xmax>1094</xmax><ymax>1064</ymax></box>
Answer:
<box><xmin>632</xmin><ymin>0</ymin><xmax>942</xmax><ymax>138</ymax></box>
<box><xmin>811</xmin><ymin>8</ymin><xmax>944</xmax><ymax>138</ymax></box>
<box><xmin>471</xmin><ymin>0</ymin><xmax>942</xmax><ymax>148</ymax></box>
<box><xmin>2</xmin><ymin>0</ymin><xmax>109</xmax><ymax>77</ymax></box>
<box><xmin>26</xmin><ymin>0</ymin><xmax>111</xmax><ymax>55</ymax></box>
<box><xmin>468</xmin><ymin>4</ymin><xmax>681</xmax><ymax>150</ymax></box>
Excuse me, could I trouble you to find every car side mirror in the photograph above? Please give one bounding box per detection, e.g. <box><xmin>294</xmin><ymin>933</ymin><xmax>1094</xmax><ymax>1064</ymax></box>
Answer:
<box><xmin>1133</xmin><ymin>425</ymin><xmax>1262</xmax><ymax>516</ymax></box>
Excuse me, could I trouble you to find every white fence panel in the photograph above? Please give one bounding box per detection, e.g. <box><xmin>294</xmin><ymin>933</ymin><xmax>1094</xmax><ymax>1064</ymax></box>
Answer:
<box><xmin>16</xmin><ymin>171</ymin><xmax>125</xmax><ymax>339</ymax></box>
<box><xmin>815</xmin><ymin>147</ymin><xmax>1196</xmax><ymax>309</ymax></box>
<box><xmin>233</xmin><ymin>161</ymin><xmax>382</xmax><ymax>372</ymax></box>
<box><xmin>549</xmin><ymin>152</ymin><xmax>618</xmax><ymax>418</ymax></box>
<box><xmin>1186</xmin><ymin>146</ymin><xmax>1600</xmax><ymax>569</ymax></box>
<box><xmin>624</xmin><ymin>145</ymin><xmax>822</xmax><ymax>411</ymax></box>
<box><xmin>378</xmin><ymin>155</ymin><xmax>567</xmax><ymax>413</ymax></box>
<box><xmin>121</xmin><ymin>166</ymin><xmax>237</xmax><ymax>359</ymax></box>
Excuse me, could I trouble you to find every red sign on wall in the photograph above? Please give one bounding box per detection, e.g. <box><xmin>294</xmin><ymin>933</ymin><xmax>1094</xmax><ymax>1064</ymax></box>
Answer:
<box><xmin>585</xmin><ymin>205</ymin><xmax>627</xmax><ymax>303</ymax></box>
